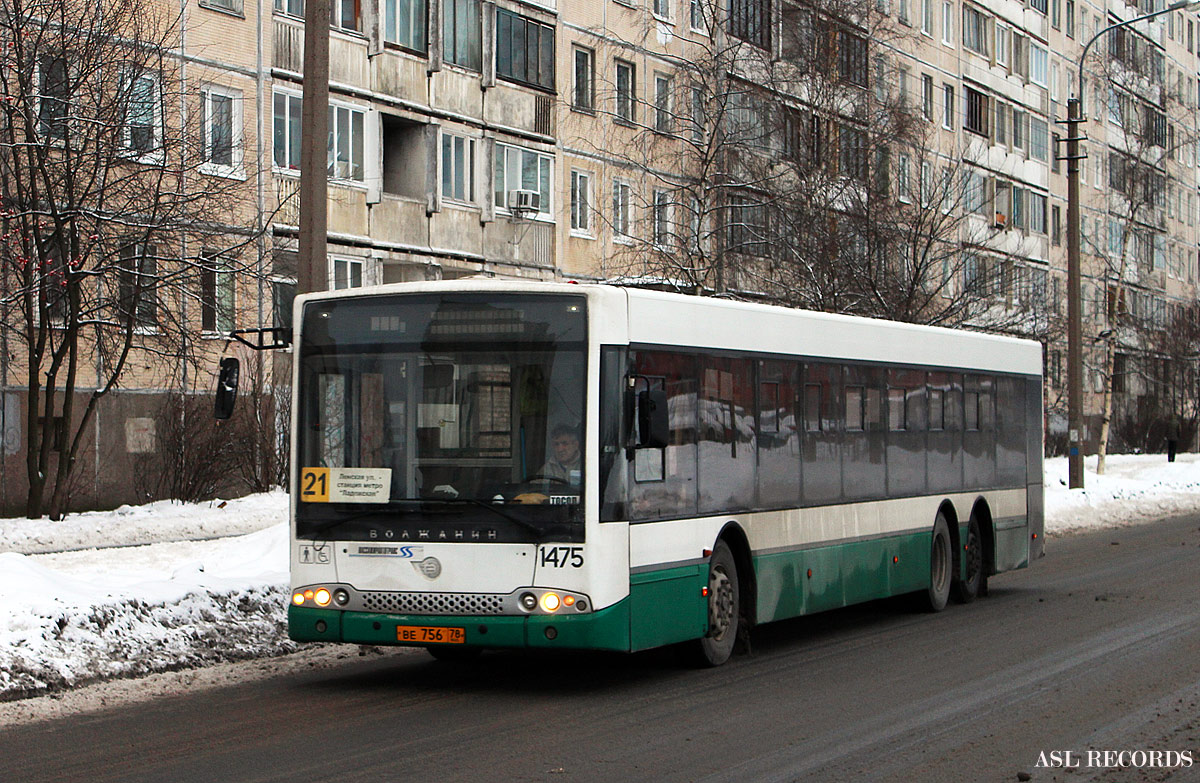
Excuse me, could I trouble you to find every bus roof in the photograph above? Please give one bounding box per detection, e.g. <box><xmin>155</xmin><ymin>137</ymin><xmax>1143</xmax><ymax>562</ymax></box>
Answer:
<box><xmin>294</xmin><ymin>280</ymin><xmax>1043</xmax><ymax>377</ymax></box>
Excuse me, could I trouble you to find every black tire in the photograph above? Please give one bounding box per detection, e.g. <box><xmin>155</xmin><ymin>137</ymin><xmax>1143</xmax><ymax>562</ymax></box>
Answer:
<box><xmin>689</xmin><ymin>541</ymin><xmax>740</xmax><ymax>667</ymax></box>
<box><xmin>925</xmin><ymin>513</ymin><xmax>952</xmax><ymax>612</ymax></box>
<box><xmin>953</xmin><ymin>514</ymin><xmax>984</xmax><ymax>604</ymax></box>
<box><xmin>426</xmin><ymin>645</ymin><xmax>482</xmax><ymax>662</ymax></box>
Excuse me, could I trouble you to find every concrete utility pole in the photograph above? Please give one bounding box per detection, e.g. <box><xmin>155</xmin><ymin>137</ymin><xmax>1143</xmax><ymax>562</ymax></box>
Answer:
<box><xmin>1064</xmin><ymin>96</ymin><xmax>1084</xmax><ymax>489</ymax></box>
<box><xmin>1066</xmin><ymin>0</ymin><xmax>1200</xmax><ymax>489</ymax></box>
<box><xmin>297</xmin><ymin>0</ymin><xmax>330</xmax><ymax>295</ymax></box>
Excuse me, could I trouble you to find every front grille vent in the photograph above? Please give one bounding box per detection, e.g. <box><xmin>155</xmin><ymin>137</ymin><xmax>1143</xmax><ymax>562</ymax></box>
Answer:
<box><xmin>359</xmin><ymin>591</ymin><xmax>506</xmax><ymax>615</ymax></box>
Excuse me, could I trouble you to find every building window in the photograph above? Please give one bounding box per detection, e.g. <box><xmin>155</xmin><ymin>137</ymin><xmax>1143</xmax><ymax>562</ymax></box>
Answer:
<box><xmin>274</xmin><ymin>0</ymin><xmax>303</xmax><ymax>17</ymax></box>
<box><xmin>1028</xmin><ymin>192</ymin><xmax>1047</xmax><ymax>234</ymax></box>
<box><xmin>570</xmin><ymin>170</ymin><xmax>591</xmax><ymax>234</ymax></box>
<box><xmin>273</xmin><ymin>278</ymin><xmax>297</xmax><ymax>330</ymax></box>
<box><xmin>119</xmin><ymin>242</ymin><xmax>158</xmax><ymax>327</ymax></box>
<box><xmin>384</xmin><ymin>0</ymin><xmax>427</xmax><ymax>52</ymax></box>
<box><xmin>963</xmin><ymin>169</ymin><xmax>985</xmax><ymax>214</ymax></box>
<box><xmin>921</xmin><ymin>0</ymin><xmax>933</xmax><ymax>35</ymax></box>
<box><xmin>839</xmin><ymin>29</ymin><xmax>868</xmax><ymax>87</ymax></box>
<box><xmin>332</xmin><ymin>257</ymin><xmax>364</xmax><ymax>290</ymax></box>
<box><xmin>728</xmin><ymin>0</ymin><xmax>771</xmax><ymax>49</ymax></box>
<box><xmin>573</xmin><ymin>46</ymin><xmax>594</xmax><ymax>112</ymax></box>
<box><xmin>962</xmin><ymin>5</ymin><xmax>989</xmax><ymax>56</ymax></box>
<box><xmin>726</xmin><ymin>199</ymin><xmax>768</xmax><ymax>256</ymax></box>
<box><xmin>494</xmin><ymin>143</ymin><xmax>552</xmax><ymax>217</ymax></box>
<box><xmin>922</xmin><ymin>74</ymin><xmax>934</xmax><ymax>120</ymax></box>
<box><xmin>655</xmin><ymin>74</ymin><xmax>673</xmax><ymax>133</ymax></box>
<box><xmin>653</xmin><ymin>0</ymin><xmax>670</xmax><ymax>19</ymax></box>
<box><xmin>495</xmin><ymin>10</ymin><xmax>554</xmax><ymax>90</ymax></box>
<box><xmin>1029</xmin><ymin>117</ymin><xmax>1048</xmax><ymax>161</ymax></box>
<box><xmin>942</xmin><ymin>84</ymin><xmax>954</xmax><ymax>129</ymax></box>
<box><xmin>613</xmin><ymin>180</ymin><xmax>632</xmax><ymax>240</ymax></box>
<box><xmin>1065</xmin><ymin>0</ymin><xmax>1074</xmax><ymax>37</ymax></box>
<box><xmin>941</xmin><ymin>0</ymin><xmax>953</xmax><ymax>43</ymax></box>
<box><xmin>121</xmin><ymin>70</ymin><xmax>161</xmax><ymax>155</ymax></box>
<box><xmin>37</xmin><ymin>57</ymin><xmax>70</xmax><ymax>141</ymax></box>
<box><xmin>691</xmin><ymin>0</ymin><xmax>706</xmax><ymax>31</ymax></box>
<box><xmin>327</xmin><ymin>103</ymin><xmax>365</xmax><ymax>181</ymax></box>
<box><xmin>897</xmin><ymin>153</ymin><xmax>911</xmax><ymax>202</ymax></box>
<box><xmin>839</xmin><ymin>125</ymin><xmax>867</xmax><ymax>182</ymax></box>
<box><xmin>272</xmin><ymin>90</ymin><xmax>302</xmax><ymax>171</ymax></box>
<box><xmin>1028</xmin><ymin>0</ymin><xmax>1046</xmax><ymax>14</ymax></box>
<box><xmin>1030</xmin><ymin>44</ymin><xmax>1048</xmax><ymax>87</ymax></box>
<box><xmin>615</xmin><ymin>59</ymin><xmax>636</xmax><ymax>123</ymax></box>
<box><xmin>333</xmin><ymin>0</ymin><xmax>360</xmax><ymax>31</ymax></box>
<box><xmin>443</xmin><ymin>0</ymin><xmax>482</xmax><ymax>71</ymax></box>
<box><xmin>691</xmin><ymin>85</ymin><xmax>705</xmax><ymax>142</ymax></box>
<box><xmin>201</xmin><ymin>251</ymin><xmax>235</xmax><ymax>334</ymax></box>
<box><xmin>652</xmin><ymin>190</ymin><xmax>672</xmax><ymax>248</ymax></box>
<box><xmin>201</xmin><ymin>88</ymin><xmax>241</xmax><ymax>175</ymax></box>
<box><xmin>963</xmin><ymin>85</ymin><xmax>989</xmax><ymax>136</ymax></box>
<box><xmin>441</xmin><ymin>132</ymin><xmax>476</xmax><ymax>203</ymax></box>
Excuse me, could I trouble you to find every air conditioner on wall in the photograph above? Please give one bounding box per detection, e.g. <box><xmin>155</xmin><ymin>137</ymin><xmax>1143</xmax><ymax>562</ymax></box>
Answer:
<box><xmin>507</xmin><ymin>189</ymin><xmax>540</xmax><ymax>213</ymax></box>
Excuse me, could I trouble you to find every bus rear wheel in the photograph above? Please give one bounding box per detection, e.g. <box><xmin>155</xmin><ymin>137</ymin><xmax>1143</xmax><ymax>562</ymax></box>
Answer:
<box><xmin>953</xmin><ymin>514</ymin><xmax>984</xmax><ymax>604</ymax></box>
<box><xmin>690</xmin><ymin>541</ymin><xmax>740</xmax><ymax>667</ymax></box>
<box><xmin>925</xmin><ymin>513</ymin><xmax>952</xmax><ymax>612</ymax></box>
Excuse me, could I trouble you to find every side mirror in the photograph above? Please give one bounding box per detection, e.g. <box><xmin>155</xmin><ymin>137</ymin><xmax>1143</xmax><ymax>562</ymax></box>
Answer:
<box><xmin>214</xmin><ymin>357</ymin><xmax>240</xmax><ymax>420</ymax></box>
<box><xmin>636</xmin><ymin>389</ymin><xmax>669</xmax><ymax>449</ymax></box>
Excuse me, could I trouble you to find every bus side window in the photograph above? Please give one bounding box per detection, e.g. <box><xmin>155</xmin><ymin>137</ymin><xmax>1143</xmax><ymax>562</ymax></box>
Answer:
<box><xmin>628</xmin><ymin>351</ymin><xmax>697</xmax><ymax>521</ymax></box>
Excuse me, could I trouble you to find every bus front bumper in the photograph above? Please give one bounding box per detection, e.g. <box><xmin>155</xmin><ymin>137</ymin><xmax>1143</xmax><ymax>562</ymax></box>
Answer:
<box><xmin>289</xmin><ymin>600</ymin><xmax>633</xmax><ymax>652</ymax></box>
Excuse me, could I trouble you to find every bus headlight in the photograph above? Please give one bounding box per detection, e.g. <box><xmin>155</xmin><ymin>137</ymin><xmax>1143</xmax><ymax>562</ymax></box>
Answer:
<box><xmin>314</xmin><ymin>588</ymin><xmax>332</xmax><ymax>607</ymax></box>
<box><xmin>540</xmin><ymin>592</ymin><xmax>561</xmax><ymax>612</ymax></box>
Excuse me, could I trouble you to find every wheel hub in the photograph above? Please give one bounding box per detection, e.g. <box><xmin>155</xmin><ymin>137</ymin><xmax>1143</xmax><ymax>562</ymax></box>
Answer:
<box><xmin>708</xmin><ymin>568</ymin><xmax>735</xmax><ymax>641</ymax></box>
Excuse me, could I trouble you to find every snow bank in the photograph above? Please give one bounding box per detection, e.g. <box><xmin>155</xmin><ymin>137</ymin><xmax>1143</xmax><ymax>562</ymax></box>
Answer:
<box><xmin>0</xmin><ymin>490</ymin><xmax>288</xmax><ymax>555</ymax></box>
<box><xmin>0</xmin><ymin>524</ymin><xmax>292</xmax><ymax>699</ymax></box>
<box><xmin>3</xmin><ymin>454</ymin><xmax>1200</xmax><ymax>701</ymax></box>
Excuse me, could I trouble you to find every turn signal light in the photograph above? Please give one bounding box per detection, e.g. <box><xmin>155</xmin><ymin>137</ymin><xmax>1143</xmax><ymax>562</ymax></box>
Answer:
<box><xmin>292</xmin><ymin>593</ymin><xmax>305</xmax><ymax>605</ymax></box>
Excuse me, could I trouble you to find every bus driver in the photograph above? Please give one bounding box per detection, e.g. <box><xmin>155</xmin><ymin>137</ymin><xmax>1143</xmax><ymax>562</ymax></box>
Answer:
<box><xmin>538</xmin><ymin>424</ymin><xmax>581</xmax><ymax>486</ymax></box>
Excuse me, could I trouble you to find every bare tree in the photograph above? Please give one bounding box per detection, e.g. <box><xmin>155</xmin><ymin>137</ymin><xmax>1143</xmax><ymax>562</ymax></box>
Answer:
<box><xmin>0</xmin><ymin>0</ymin><xmax>264</xmax><ymax>518</ymax></box>
<box><xmin>1084</xmin><ymin>34</ymin><xmax>1197</xmax><ymax>470</ymax></box>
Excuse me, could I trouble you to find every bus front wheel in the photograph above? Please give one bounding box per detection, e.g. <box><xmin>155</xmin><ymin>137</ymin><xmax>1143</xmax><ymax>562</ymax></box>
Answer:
<box><xmin>925</xmin><ymin>514</ymin><xmax>952</xmax><ymax>612</ymax></box>
<box><xmin>690</xmin><ymin>541</ymin><xmax>740</xmax><ymax>667</ymax></box>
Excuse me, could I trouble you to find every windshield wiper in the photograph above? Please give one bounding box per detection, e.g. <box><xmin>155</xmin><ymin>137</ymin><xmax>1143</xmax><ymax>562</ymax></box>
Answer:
<box><xmin>452</xmin><ymin>498</ymin><xmax>549</xmax><ymax>541</ymax></box>
<box><xmin>302</xmin><ymin>505</ymin><xmax>458</xmax><ymax>537</ymax></box>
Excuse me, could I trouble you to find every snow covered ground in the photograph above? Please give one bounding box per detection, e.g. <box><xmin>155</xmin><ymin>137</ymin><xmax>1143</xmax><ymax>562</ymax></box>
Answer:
<box><xmin>2</xmin><ymin>454</ymin><xmax>1200</xmax><ymax>703</ymax></box>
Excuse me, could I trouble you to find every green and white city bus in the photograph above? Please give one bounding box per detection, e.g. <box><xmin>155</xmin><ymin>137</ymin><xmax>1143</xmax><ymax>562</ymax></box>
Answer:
<box><xmin>285</xmin><ymin>281</ymin><xmax>1043</xmax><ymax>665</ymax></box>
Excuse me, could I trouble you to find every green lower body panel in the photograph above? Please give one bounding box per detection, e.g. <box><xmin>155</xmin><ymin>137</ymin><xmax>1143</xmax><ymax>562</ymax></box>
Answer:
<box><xmin>289</xmin><ymin>599</ymin><xmax>633</xmax><ymax>652</ymax></box>
<box><xmin>629</xmin><ymin>564</ymin><xmax>708</xmax><ymax>651</ymax></box>
<box><xmin>752</xmin><ymin>531</ymin><xmax>932</xmax><ymax>625</ymax></box>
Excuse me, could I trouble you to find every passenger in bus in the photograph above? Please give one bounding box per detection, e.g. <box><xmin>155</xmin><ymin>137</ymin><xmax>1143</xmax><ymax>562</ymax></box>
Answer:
<box><xmin>538</xmin><ymin>424</ymin><xmax>582</xmax><ymax>486</ymax></box>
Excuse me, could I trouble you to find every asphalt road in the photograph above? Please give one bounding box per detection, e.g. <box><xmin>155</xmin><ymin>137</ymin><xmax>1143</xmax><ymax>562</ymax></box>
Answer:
<box><xmin>4</xmin><ymin>515</ymin><xmax>1200</xmax><ymax>783</ymax></box>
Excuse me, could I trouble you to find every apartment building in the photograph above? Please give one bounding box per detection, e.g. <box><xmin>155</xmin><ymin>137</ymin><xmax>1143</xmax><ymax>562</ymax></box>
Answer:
<box><xmin>4</xmin><ymin>0</ymin><xmax>1197</xmax><ymax>513</ymax></box>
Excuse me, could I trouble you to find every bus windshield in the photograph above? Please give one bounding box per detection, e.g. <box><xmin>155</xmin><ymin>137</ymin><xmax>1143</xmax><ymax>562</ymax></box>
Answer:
<box><xmin>296</xmin><ymin>293</ymin><xmax>587</xmax><ymax>543</ymax></box>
